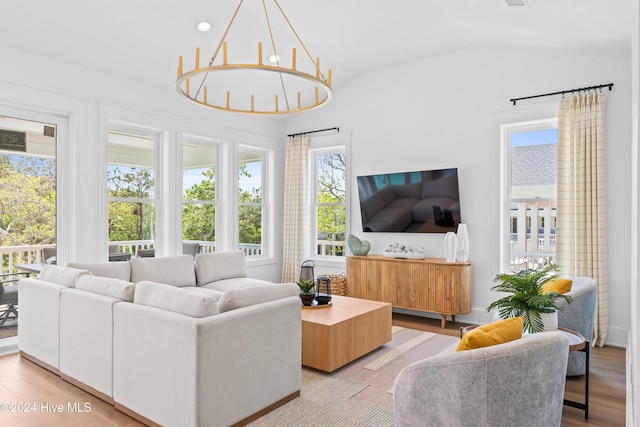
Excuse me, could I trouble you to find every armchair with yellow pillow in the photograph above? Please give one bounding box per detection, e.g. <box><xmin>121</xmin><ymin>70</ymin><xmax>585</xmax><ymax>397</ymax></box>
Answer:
<box><xmin>552</xmin><ymin>276</ymin><xmax>597</xmax><ymax>376</ymax></box>
<box><xmin>394</xmin><ymin>328</ymin><xmax>570</xmax><ymax>427</ymax></box>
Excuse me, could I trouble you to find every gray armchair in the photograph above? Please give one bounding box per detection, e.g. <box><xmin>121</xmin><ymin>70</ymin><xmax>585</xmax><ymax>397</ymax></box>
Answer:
<box><xmin>393</xmin><ymin>332</ymin><xmax>569</xmax><ymax>427</ymax></box>
<box><xmin>557</xmin><ymin>276</ymin><xmax>597</xmax><ymax>376</ymax></box>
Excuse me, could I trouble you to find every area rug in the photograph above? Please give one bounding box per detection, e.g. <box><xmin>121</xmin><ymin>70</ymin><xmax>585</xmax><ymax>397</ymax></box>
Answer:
<box><xmin>248</xmin><ymin>326</ymin><xmax>459</xmax><ymax>427</ymax></box>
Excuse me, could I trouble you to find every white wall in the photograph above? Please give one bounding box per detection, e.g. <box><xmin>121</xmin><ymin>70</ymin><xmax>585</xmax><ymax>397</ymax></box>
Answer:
<box><xmin>0</xmin><ymin>45</ymin><xmax>286</xmax><ymax>282</ymax></box>
<box><xmin>288</xmin><ymin>46</ymin><xmax>631</xmax><ymax>347</ymax></box>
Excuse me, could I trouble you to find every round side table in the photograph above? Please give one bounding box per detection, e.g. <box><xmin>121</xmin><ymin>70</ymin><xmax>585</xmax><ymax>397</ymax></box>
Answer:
<box><xmin>558</xmin><ymin>327</ymin><xmax>589</xmax><ymax>420</ymax></box>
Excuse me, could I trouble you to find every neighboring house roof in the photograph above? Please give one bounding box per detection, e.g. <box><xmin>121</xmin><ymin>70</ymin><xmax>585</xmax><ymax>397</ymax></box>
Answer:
<box><xmin>512</xmin><ymin>144</ymin><xmax>557</xmax><ymax>187</ymax></box>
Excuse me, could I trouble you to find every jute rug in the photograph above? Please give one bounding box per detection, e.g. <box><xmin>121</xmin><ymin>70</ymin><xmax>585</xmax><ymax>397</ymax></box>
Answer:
<box><xmin>248</xmin><ymin>326</ymin><xmax>459</xmax><ymax>427</ymax></box>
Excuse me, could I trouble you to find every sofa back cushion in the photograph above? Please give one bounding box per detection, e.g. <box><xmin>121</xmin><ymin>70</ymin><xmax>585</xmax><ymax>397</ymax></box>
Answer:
<box><xmin>195</xmin><ymin>251</ymin><xmax>247</xmax><ymax>286</ymax></box>
<box><xmin>360</xmin><ymin>191</ymin><xmax>385</xmax><ymax>222</ymax></box>
<box><xmin>67</xmin><ymin>261</ymin><xmax>131</xmax><ymax>282</ymax></box>
<box><xmin>76</xmin><ymin>275</ymin><xmax>136</xmax><ymax>302</ymax></box>
<box><xmin>134</xmin><ymin>281</ymin><xmax>218</xmax><ymax>318</ymax></box>
<box><xmin>40</xmin><ymin>264</ymin><xmax>91</xmax><ymax>288</ymax></box>
<box><xmin>130</xmin><ymin>255</ymin><xmax>196</xmax><ymax>287</ymax></box>
<box><xmin>217</xmin><ymin>283</ymin><xmax>299</xmax><ymax>313</ymax></box>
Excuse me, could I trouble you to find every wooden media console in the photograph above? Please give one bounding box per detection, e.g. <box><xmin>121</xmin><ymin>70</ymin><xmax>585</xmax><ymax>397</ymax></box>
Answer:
<box><xmin>346</xmin><ymin>255</ymin><xmax>471</xmax><ymax>327</ymax></box>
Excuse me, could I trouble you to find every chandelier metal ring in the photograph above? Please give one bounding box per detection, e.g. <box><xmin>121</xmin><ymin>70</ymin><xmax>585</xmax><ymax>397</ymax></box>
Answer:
<box><xmin>175</xmin><ymin>0</ymin><xmax>333</xmax><ymax>115</ymax></box>
<box><xmin>176</xmin><ymin>59</ymin><xmax>332</xmax><ymax>115</ymax></box>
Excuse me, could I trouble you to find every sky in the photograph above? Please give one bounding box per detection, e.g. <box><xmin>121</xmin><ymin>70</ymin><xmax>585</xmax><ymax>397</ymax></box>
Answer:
<box><xmin>512</xmin><ymin>129</ymin><xmax>558</xmax><ymax>147</ymax></box>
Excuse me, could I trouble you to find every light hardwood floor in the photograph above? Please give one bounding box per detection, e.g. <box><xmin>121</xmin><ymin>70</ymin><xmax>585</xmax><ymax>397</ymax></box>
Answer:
<box><xmin>0</xmin><ymin>315</ymin><xmax>626</xmax><ymax>426</ymax></box>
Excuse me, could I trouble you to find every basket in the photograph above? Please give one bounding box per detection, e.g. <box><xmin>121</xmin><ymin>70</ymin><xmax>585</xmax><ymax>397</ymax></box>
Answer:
<box><xmin>326</xmin><ymin>273</ymin><xmax>348</xmax><ymax>296</ymax></box>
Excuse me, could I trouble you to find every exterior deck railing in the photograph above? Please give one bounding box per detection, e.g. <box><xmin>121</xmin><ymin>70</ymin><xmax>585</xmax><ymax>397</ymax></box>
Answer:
<box><xmin>1</xmin><ymin>241</ymin><xmax>265</xmax><ymax>274</ymax></box>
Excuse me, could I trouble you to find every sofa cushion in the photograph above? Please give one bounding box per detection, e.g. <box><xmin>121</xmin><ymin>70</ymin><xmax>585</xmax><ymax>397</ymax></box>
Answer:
<box><xmin>67</xmin><ymin>261</ymin><xmax>132</xmax><ymax>282</ymax></box>
<box><xmin>195</xmin><ymin>251</ymin><xmax>247</xmax><ymax>286</ymax></box>
<box><xmin>360</xmin><ymin>191</ymin><xmax>386</xmax><ymax>222</ymax></box>
<box><xmin>39</xmin><ymin>264</ymin><xmax>91</xmax><ymax>288</ymax></box>
<box><xmin>134</xmin><ymin>281</ymin><xmax>218</xmax><ymax>318</ymax></box>
<box><xmin>456</xmin><ymin>317</ymin><xmax>524</xmax><ymax>351</ymax></box>
<box><xmin>542</xmin><ymin>278</ymin><xmax>573</xmax><ymax>294</ymax></box>
<box><xmin>202</xmin><ymin>277</ymin><xmax>274</xmax><ymax>292</ymax></box>
<box><xmin>130</xmin><ymin>255</ymin><xmax>196</xmax><ymax>287</ymax></box>
<box><xmin>76</xmin><ymin>275</ymin><xmax>136</xmax><ymax>302</ymax></box>
<box><xmin>217</xmin><ymin>283</ymin><xmax>299</xmax><ymax>313</ymax></box>
<box><xmin>181</xmin><ymin>286</ymin><xmax>225</xmax><ymax>301</ymax></box>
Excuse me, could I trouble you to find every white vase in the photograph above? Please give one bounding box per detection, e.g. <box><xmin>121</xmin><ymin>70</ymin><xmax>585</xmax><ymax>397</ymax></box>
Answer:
<box><xmin>540</xmin><ymin>311</ymin><xmax>558</xmax><ymax>332</ymax></box>
<box><xmin>444</xmin><ymin>232</ymin><xmax>457</xmax><ymax>262</ymax></box>
<box><xmin>456</xmin><ymin>223</ymin><xmax>469</xmax><ymax>262</ymax></box>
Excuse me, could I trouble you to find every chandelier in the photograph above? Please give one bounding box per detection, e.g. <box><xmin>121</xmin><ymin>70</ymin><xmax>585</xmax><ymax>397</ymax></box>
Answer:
<box><xmin>176</xmin><ymin>0</ymin><xmax>333</xmax><ymax>115</ymax></box>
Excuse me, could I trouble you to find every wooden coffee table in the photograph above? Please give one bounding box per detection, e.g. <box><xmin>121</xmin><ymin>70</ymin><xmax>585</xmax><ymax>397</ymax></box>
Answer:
<box><xmin>301</xmin><ymin>295</ymin><xmax>392</xmax><ymax>372</ymax></box>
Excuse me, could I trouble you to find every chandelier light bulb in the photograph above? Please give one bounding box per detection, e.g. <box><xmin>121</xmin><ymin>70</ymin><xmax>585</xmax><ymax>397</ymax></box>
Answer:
<box><xmin>196</xmin><ymin>20</ymin><xmax>212</xmax><ymax>32</ymax></box>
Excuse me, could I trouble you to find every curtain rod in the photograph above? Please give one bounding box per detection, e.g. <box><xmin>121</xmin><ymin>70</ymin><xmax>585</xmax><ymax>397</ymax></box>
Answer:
<box><xmin>287</xmin><ymin>127</ymin><xmax>339</xmax><ymax>138</ymax></box>
<box><xmin>510</xmin><ymin>83</ymin><xmax>614</xmax><ymax>106</ymax></box>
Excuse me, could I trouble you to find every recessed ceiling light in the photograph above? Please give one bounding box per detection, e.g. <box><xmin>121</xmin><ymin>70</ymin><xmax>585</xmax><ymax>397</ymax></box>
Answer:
<box><xmin>196</xmin><ymin>20</ymin><xmax>212</xmax><ymax>32</ymax></box>
<box><xmin>268</xmin><ymin>54</ymin><xmax>281</xmax><ymax>64</ymax></box>
<box><xmin>505</xmin><ymin>0</ymin><xmax>528</xmax><ymax>5</ymax></box>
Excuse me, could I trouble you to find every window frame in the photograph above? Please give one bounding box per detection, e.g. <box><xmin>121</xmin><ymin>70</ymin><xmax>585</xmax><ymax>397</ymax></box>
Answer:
<box><xmin>181</xmin><ymin>135</ymin><xmax>221</xmax><ymax>254</ymax></box>
<box><xmin>309</xmin><ymin>144</ymin><xmax>347</xmax><ymax>262</ymax></box>
<box><xmin>500</xmin><ymin>117</ymin><xmax>558</xmax><ymax>272</ymax></box>
<box><xmin>107</xmin><ymin>123</ymin><xmax>162</xmax><ymax>254</ymax></box>
<box><xmin>237</xmin><ymin>144</ymin><xmax>271</xmax><ymax>259</ymax></box>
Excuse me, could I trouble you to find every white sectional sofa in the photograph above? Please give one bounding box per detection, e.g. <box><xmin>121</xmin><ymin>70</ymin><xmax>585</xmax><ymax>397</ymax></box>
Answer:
<box><xmin>18</xmin><ymin>251</ymin><xmax>302</xmax><ymax>427</ymax></box>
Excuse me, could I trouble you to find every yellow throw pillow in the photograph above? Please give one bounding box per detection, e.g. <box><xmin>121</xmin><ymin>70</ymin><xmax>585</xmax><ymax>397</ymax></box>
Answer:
<box><xmin>456</xmin><ymin>317</ymin><xmax>524</xmax><ymax>351</ymax></box>
<box><xmin>542</xmin><ymin>278</ymin><xmax>573</xmax><ymax>294</ymax></box>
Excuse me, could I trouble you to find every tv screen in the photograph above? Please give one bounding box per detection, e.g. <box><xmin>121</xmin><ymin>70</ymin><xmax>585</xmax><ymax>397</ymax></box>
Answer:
<box><xmin>356</xmin><ymin>168</ymin><xmax>461</xmax><ymax>233</ymax></box>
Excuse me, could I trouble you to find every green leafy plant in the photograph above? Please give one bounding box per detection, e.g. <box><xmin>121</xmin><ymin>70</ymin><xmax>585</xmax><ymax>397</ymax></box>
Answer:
<box><xmin>297</xmin><ymin>278</ymin><xmax>315</xmax><ymax>295</ymax></box>
<box><xmin>486</xmin><ymin>264</ymin><xmax>572</xmax><ymax>333</ymax></box>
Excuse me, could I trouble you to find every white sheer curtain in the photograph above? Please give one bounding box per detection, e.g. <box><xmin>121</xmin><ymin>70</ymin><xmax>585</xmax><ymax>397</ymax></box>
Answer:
<box><xmin>281</xmin><ymin>136</ymin><xmax>310</xmax><ymax>282</ymax></box>
<box><xmin>557</xmin><ymin>91</ymin><xmax>609</xmax><ymax>347</ymax></box>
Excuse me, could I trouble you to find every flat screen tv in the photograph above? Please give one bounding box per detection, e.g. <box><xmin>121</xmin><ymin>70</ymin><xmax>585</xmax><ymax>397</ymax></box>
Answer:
<box><xmin>356</xmin><ymin>168</ymin><xmax>461</xmax><ymax>233</ymax></box>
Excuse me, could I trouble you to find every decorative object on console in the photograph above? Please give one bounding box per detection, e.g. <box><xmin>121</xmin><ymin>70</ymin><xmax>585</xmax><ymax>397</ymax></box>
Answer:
<box><xmin>486</xmin><ymin>264</ymin><xmax>572</xmax><ymax>333</ymax></box>
<box><xmin>444</xmin><ymin>232</ymin><xmax>457</xmax><ymax>262</ymax></box>
<box><xmin>383</xmin><ymin>242</ymin><xmax>425</xmax><ymax>259</ymax></box>
<box><xmin>315</xmin><ymin>276</ymin><xmax>332</xmax><ymax>305</ymax></box>
<box><xmin>347</xmin><ymin>234</ymin><xmax>371</xmax><ymax>255</ymax></box>
<box><xmin>456</xmin><ymin>223</ymin><xmax>469</xmax><ymax>262</ymax></box>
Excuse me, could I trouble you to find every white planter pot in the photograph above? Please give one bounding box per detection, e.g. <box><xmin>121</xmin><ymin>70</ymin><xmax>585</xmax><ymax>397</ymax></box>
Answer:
<box><xmin>540</xmin><ymin>311</ymin><xmax>558</xmax><ymax>332</ymax></box>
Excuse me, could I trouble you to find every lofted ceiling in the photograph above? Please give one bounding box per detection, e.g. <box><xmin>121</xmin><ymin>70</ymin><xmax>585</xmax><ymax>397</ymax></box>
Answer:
<box><xmin>0</xmin><ymin>0</ymin><xmax>633</xmax><ymax>115</ymax></box>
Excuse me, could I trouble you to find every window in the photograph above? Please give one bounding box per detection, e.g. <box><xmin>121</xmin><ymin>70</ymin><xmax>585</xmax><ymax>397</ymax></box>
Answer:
<box><xmin>0</xmin><ymin>110</ymin><xmax>63</xmax><ymax>341</ymax></box>
<box><xmin>238</xmin><ymin>148</ymin><xmax>265</xmax><ymax>256</ymax></box>
<box><xmin>313</xmin><ymin>148</ymin><xmax>346</xmax><ymax>257</ymax></box>
<box><xmin>502</xmin><ymin>119</ymin><xmax>557</xmax><ymax>271</ymax></box>
<box><xmin>183</xmin><ymin>140</ymin><xmax>218</xmax><ymax>254</ymax></box>
<box><xmin>107</xmin><ymin>128</ymin><xmax>158</xmax><ymax>256</ymax></box>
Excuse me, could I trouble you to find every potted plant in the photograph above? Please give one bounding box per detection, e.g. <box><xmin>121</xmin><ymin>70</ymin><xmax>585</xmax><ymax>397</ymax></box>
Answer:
<box><xmin>297</xmin><ymin>278</ymin><xmax>315</xmax><ymax>306</ymax></box>
<box><xmin>486</xmin><ymin>264</ymin><xmax>572</xmax><ymax>333</ymax></box>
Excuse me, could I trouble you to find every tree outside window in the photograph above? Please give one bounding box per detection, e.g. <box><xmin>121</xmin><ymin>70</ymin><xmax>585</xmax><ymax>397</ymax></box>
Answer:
<box><xmin>315</xmin><ymin>150</ymin><xmax>346</xmax><ymax>257</ymax></box>
<box><xmin>238</xmin><ymin>150</ymin><xmax>264</xmax><ymax>256</ymax></box>
<box><xmin>183</xmin><ymin>143</ymin><xmax>217</xmax><ymax>252</ymax></box>
<box><xmin>107</xmin><ymin>130</ymin><xmax>157</xmax><ymax>253</ymax></box>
